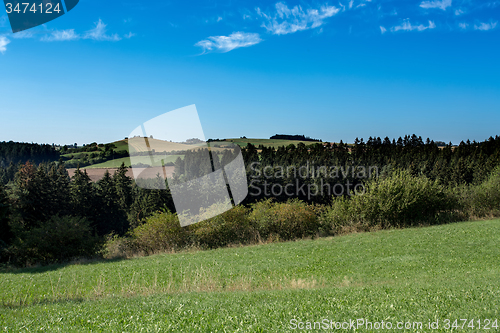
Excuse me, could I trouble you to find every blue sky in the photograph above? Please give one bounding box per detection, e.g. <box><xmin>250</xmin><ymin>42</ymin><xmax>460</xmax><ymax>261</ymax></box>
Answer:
<box><xmin>0</xmin><ymin>0</ymin><xmax>499</xmax><ymax>145</ymax></box>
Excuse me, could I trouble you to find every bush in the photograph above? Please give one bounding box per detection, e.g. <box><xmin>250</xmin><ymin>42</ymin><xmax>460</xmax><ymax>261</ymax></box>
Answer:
<box><xmin>11</xmin><ymin>215</ymin><xmax>99</xmax><ymax>265</ymax></box>
<box><xmin>249</xmin><ymin>199</ymin><xmax>319</xmax><ymax>241</ymax></box>
<box><xmin>100</xmin><ymin>234</ymin><xmax>136</xmax><ymax>259</ymax></box>
<box><xmin>130</xmin><ymin>211</ymin><xmax>189</xmax><ymax>255</ymax></box>
<box><xmin>319</xmin><ymin>196</ymin><xmax>365</xmax><ymax>235</ymax></box>
<box><xmin>321</xmin><ymin>170</ymin><xmax>455</xmax><ymax>234</ymax></box>
<box><xmin>458</xmin><ymin>166</ymin><xmax>500</xmax><ymax>218</ymax></box>
<box><xmin>190</xmin><ymin>205</ymin><xmax>257</xmax><ymax>249</ymax></box>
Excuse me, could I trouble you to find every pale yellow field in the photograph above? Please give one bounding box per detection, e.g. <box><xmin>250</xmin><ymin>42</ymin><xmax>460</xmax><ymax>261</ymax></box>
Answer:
<box><xmin>127</xmin><ymin>137</ymin><xmax>234</xmax><ymax>153</ymax></box>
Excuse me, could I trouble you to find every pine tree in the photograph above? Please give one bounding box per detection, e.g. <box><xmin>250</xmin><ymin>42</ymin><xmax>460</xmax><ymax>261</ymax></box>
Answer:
<box><xmin>113</xmin><ymin>162</ymin><xmax>133</xmax><ymax>212</ymax></box>
<box><xmin>14</xmin><ymin>162</ymin><xmax>47</xmax><ymax>228</ymax></box>
<box><xmin>0</xmin><ymin>182</ymin><xmax>12</xmax><ymax>245</ymax></box>
<box><xmin>70</xmin><ymin>168</ymin><xmax>96</xmax><ymax>223</ymax></box>
<box><xmin>95</xmin><ymin>170</ymin><xmax>128</xmax><ymax>235</ymax></box>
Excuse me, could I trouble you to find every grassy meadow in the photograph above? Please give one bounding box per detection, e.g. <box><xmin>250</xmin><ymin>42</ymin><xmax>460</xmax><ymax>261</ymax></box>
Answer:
<box><xmin>1</xmin><ymin>219</ymin><xmax>499</xmax><ymax>331</ymax></box>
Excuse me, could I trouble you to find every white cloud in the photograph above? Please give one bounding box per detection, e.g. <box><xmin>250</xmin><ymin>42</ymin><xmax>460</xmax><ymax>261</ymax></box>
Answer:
<box><xmin>83</xmin><ymin>19</ymin><xmax>121</xmax><ymax>41</ymax></box>
<box><xmin>380</xmin><ymin>26</ymin><xmax>387</xmax><ymax>34</ymax></box>
<box><xmin>454</xmin><ymin>9</ymin><xmax>464</xmax><ymax>15</ymax></box>
<box><xmin>40</xmin><ymin>19</ymin><xmax>124</xmax><ymax>42</ymax></box>
<box><xmin>349</xmin><ymin>0</ymin><xmax>354</xmax><ymax>9</ymax></box>
<box><xmin>0</xmin><ymin>36</ymin><xmax>10</xmax><ymax>54</ymax></box>
<box><xmin>474</xmin><ymin>21</ymin><xmax>498</xmax><ymax>31</ymax></box>
<box><xmin>419</xmin><ymin>0</ymin><xmax>452</xmax><ymax>10</ymax></box>
<box><xmin>195</xmin><ymin>31</ymin><xmax>262</xmax><ymax>53</ymax></box>
<box><xmin>459</xmin><ymin>22</ymin><xmax>468</xmax><ymax>29</ymax></box>
<box><xmin>41</xmin><ymin>29</ymin><xmax>80</xmax><ymax>41</ymax></box>
<box><xmin>391</xmin><ymin>19</ymin><xmax>436</xmax><ymax>32</ymax></box>
<box><xmin>217</xmin><ymin>16</ymin><xmax>223</xmax><ymax>22</ymax></box>
<box><xmin>257</xmin><ymin>2</ymin><xmax>340</xmax><ymax>35</ymax></box>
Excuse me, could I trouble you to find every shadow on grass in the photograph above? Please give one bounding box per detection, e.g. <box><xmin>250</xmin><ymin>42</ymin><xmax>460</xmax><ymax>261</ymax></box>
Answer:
<box><xmin>0</xmin><ymin>256</ymin><xmax>127</xmax><ymax>275</ymax></box>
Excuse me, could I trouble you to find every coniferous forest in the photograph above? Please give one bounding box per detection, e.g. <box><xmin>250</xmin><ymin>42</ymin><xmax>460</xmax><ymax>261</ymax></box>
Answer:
<box><xmin>1</xmin><ymin>134</ymin><xmax>499</xmax><ymax>266</ymax></box>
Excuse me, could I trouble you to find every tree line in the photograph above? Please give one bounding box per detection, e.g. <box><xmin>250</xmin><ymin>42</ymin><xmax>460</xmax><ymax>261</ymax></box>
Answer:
<box><xmin>0</xmin><ymin>134</ymin><xmax>499</xmax><ymax>265</ymax></box>
<box><xmin>0</xmin><ymin>163</ymin><xmax>173</xmax><ymax>264</ymax></box>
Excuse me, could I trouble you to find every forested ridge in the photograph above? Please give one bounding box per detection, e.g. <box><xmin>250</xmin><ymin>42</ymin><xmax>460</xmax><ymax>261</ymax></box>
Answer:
<box><xmin>0</xmin><ymin>141</ymin><xmax>59</xmax><ymax>167</ymax></box>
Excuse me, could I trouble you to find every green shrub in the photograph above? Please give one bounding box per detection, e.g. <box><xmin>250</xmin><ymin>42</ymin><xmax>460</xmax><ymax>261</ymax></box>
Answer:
<box><xmin>11</xmin><ymin>215</ymin><xmax>99</xmax><ymax>265</ymax></box>
<box><xmin>131</xmin><ymin>211</ymin><xmax>189</xmax><ymax>255</ymax></box>
<box><xmin>249</xmin><ymin>199</ymin><xmax>319</xmax><ymax>241</ymax></box>
<box><xmin>190</xmin><ymin>205</ymin><xmax>257</xmax><ymax>249</ymax></box>
<box><xmin>319</xmin><ymin>196</ymin><xmax>366</xmax><ymax>235</ymax></box>
<box><xmin>321</xmin><ymin>170</ymin><xmax>455</xmax><ymax>233</ymax></box>
<box><xmin>459</xmin><ymin>166</ymin><xmax>500</xmax><ymax>218</ymax></box>
<box><xmin>100</xmin><ymin>234</ymin><xmax>136</xmax><ymax>259</ymax></box>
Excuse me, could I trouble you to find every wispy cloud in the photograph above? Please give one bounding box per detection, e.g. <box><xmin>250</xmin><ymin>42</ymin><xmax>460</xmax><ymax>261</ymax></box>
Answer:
<box><xmin>380</xmin><ymin>26</ymin><xmax>387</xmax><ymax>34</ymax></box>
<box><xmin>454</xmin><ymin>9</ymin><xmax>464</xmax><ymax>15</ymax></box>
<box><xmin>459</xmin><ymin>22</ymin><xmax>468</xmax><ymax>29</ymax></box>
<box><xmin>257</xmin><ymin>2</ymin><xmax>340</xmax><ymax>35</ymax></box>
<box><xmin>41</xmin><ymin>29</ymin><xmax>80</xmax><ymax>41</ymax></box>
<box><xmin>11</xmin><ymin>30</ymin><xmax>35</xmax><ymax>39</ymax></box>
<box><xmin>0</xmin><ymin>36</ymin><xmax>10</xmax><ymax>54</ymax></box>
<box><xmin>124</xmin><ymin>32</ymin><xmax>136</xmax><ymax>39</ymax></box>
<box><xmin>474</xmin><ymin>21</ymin><xmax>497</xmax><ymax>31</ymax></box>
<box><xmin>419</xmin><ymin>0</ymin><xmax>452</xmax><ymax>10</ymax></box>
<box><xmin>195</xmin><ymin>31</ymin><xmax>262</xmax><ymax>53</ymax></box>
<box><xmin>0</xmin><ymin>15</ymin><xmax>8</xmax><ymax>28</ymax></box>
<box><xmin>391</xmin><ymin>19</ymin><xmax>436</xmax><ymax>32</ymax></box>
<box><xmin>83</xmin><ymin>19</ymin><xmax>121</xmax><ymax>41</ymax></box>
<box><xmin>40</xmin><ymin>19</ymin><xmax>124</xmax><ymax>42</ymax></box>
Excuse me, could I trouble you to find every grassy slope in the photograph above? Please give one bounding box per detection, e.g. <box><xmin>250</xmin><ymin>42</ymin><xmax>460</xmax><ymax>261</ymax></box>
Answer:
<box><xmin>67</xmin><ymin>138</ymin><xmax>324</xmax><ymax>168</ymax></box>
<box><xmin>83</xmin><ymin>155</ymin><xmax>182</xmax><ymax>169</ymax></box>
<box><xmin>1</xmin><ymin>219</ymin><xmax>500</xmax><ymax>331</ymax></box>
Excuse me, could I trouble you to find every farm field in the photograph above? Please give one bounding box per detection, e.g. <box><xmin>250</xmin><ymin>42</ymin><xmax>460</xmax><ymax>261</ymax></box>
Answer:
<box><xmin>1</xmin><ymin>219</ymin><xmax>499</xmax><ymax>331</ymax></box>
<box><xmin>63</xmin><ymin>138</ymin><xmax>236</xmax><ymax>169</ymax></box>
<box><xmin>67</xmin><ymin>166</ymin><xmax>175</xmax><ymax>182</ymax></box>
<box><xmin>83</xmin><ymin>155</ymin><xmax>182</xmax><ymax>169</ymax></box>
<box><xmin>128</xmin><ymin>137</ymin><xmax>231</xmax><ymax>153</ymax></box>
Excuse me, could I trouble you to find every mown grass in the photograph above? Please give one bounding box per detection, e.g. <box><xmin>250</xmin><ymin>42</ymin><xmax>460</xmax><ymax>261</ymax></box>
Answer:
<box><xmin>1</xmin><ymin>219</ymin><xmax>499</xmax><ymax>331</ymax></box>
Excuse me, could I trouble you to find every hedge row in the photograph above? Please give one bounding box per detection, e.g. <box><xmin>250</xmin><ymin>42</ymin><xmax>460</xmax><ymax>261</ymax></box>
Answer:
<box><xmin>106</xmin><ymin>168</ymin><xmax>500</xmax><ymax>258</ymax></box>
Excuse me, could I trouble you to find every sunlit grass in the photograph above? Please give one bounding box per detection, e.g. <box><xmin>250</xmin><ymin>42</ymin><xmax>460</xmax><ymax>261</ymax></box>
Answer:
<box><xmin>1</xmin><ymin>219</ymin><xmax>499</xmax><ymax>331</ymax></box>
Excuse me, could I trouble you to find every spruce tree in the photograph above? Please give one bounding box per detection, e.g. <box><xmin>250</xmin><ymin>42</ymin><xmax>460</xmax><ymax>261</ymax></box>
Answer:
<box><xmin>0</xmin><ymin>182</ymin><xmax>12</xmax><ymax>245</ymax></box>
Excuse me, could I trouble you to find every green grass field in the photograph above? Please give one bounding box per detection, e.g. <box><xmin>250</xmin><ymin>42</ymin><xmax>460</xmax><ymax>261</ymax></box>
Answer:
<box><xmin>83</xmin><ymin>155</ymin><xmax>182</xmax><ymax>169</ymax></box>
<box><xmin>1</xmin><ymin>219</ymin><xmax>499</xmax><ymax>331</ymax></box>
<box><xmin>110</xmin><ymin>139</ymin><xmax>129</xmax><ymax>152</ymax></box>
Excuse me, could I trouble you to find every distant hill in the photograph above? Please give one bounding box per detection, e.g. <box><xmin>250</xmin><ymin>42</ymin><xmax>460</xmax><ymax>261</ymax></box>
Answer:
<box><xmin>127</xmin><ymin>137</ymin><xmax>198</xmax><ymax>154</ymax></box>
<box><xmin>208</xmin><ymin>138</ymin><xmax>323</xmax><ymax>149</ymax></box>
<box><xmin>269</xmin><ymin>134</ymin><xmax>321</xmax><ymax>142</ymax></box>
